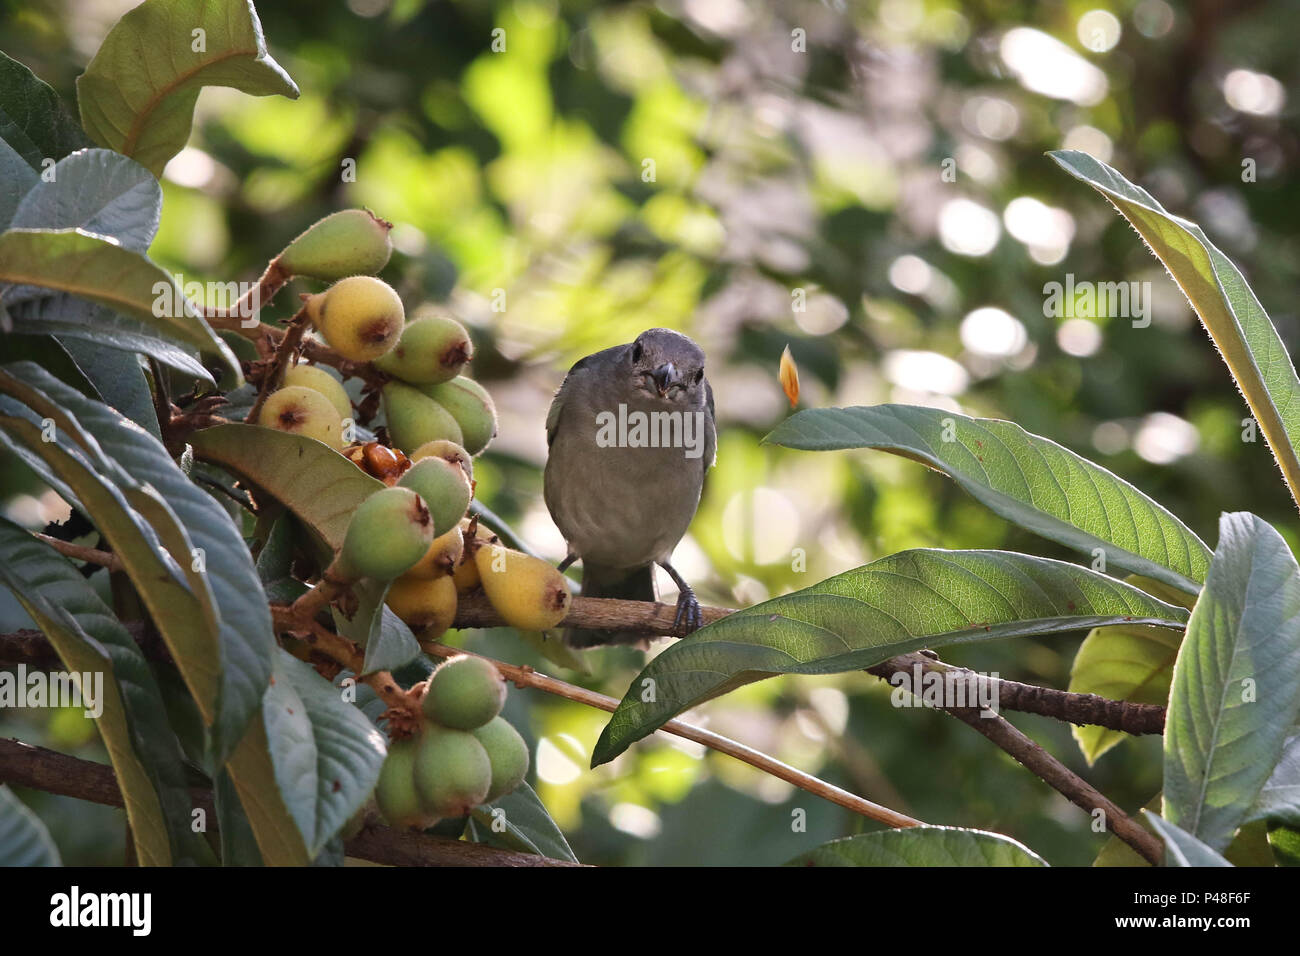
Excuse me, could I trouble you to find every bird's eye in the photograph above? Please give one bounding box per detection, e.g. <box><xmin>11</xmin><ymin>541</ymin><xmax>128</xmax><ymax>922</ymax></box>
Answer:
<box><xmin>693</xmin><ymin>369</ymin><xmax>703</xmax><ymax>384</ymax></box>
<box><xmin>631</xmin><ymin>343</ymin><xmax>643</xmax><ymax>363</ymax></box>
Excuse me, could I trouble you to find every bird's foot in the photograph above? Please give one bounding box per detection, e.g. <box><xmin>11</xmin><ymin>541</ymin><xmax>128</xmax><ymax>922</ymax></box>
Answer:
<box><xmin>672</xmin><ymin>588</ymin><xmax>704</xmax><ymax>636</ymax></box>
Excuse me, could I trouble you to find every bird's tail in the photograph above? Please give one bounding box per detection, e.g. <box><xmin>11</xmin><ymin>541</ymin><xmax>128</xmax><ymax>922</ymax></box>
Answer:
<box><xmin>564</xmin><ymin>563</ymin><xmax>656</xmax><ymax>647</ymax></box>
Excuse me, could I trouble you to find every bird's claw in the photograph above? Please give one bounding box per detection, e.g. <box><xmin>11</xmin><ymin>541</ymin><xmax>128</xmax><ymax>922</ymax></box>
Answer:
<box><xmin>672</xmin><ymin>588</ymin><xmax>703</xmax><ymax>636</ymax></box>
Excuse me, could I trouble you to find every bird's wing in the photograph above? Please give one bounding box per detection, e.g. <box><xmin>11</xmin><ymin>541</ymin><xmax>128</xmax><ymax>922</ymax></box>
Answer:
<box><xmin>702</xmin><ymin>378</ymin><xmax>717</xmax><ymax>468</ymax></box>
<box><xmin>545</xmin><ymin>345</ymin><xmax>625</xmax><ymax>446</ymax></box>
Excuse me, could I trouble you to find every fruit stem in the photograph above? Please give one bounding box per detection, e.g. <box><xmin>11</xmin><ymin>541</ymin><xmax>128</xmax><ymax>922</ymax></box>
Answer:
<box><xmin>285</xmin><ymin>557</ymin><xmax>354</xmax><ymax>630</ymax></box>
<box><xmin>201</xmin><ymin>258</ymin><xmax>291</xmax><ymax>322</ymax></box>
<box><xmin>244</xmin><ymin>308</ymin><xmax>312</xmax><ymax>425</ymax></box>
<box><xmin>269</xmin><ymin>604</ymin><xmax>418</xmax><ymax>718</ymax></box>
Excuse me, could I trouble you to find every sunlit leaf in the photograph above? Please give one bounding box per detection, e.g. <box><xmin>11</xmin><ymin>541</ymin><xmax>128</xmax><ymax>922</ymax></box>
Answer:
<box><xmin>1163</xmin><ymin>512</ymin><xmax>1300</xmax><ymax>851</ymax></box>
<box><xmin>190</xmin><ymin>423</ymin><xmax>383</xmax><ymax>550</ymax></box>
<box><xmin>786</xmin><ymin>826</ymin><xmax>1047</xmax><ymax>867</ymax></box>
<box><xmin>0</xmin><ymin>229</ymin><xmax>238</xmax><ymax>379</ymax></box>
<box><xmin>593</xmin><ymin>549</ymin><xmax>1189</xmax><ymax>766</ymax></box>
<box><xmin>76</xmin><ymin>0</ymin><xmax>299</xmax><ymax>176</ymax></box>
<box><xmin>764</xmin><ymin>404</ymin><xmax>1210</xmax><ymax>596</ymax></box>
<box><xmin>1052</xmin><ymin>149</ymin><xmax>1300</xmax><ymax>511</ymax></box>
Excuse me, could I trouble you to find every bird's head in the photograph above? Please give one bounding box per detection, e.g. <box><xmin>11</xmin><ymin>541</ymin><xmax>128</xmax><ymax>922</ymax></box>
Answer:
<box><xmin>627</xmin><ymin>328</ymin><xmax>707</xmax><ymax>405</ymax></box>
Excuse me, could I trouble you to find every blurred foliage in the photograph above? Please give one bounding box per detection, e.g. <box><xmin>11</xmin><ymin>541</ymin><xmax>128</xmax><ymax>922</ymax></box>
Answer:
<box><xmin>3</xmin><ymin>0</ymin><xmax>1298</xmax><ymax>866</ymax></box>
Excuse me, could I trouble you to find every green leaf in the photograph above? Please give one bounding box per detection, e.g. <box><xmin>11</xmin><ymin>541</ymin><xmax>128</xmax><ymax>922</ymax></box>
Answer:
<box><xmin>76</xmin><ymin>0</ymin><xmax>299</xmax><ymax>176</ymax></box>
<box><xmin>1069</xmin><ymin>576</ymin><xmax>1194</xmax><ymax>764</ymax></box>
<box><xmin>786</xmin><ymin>826</ymin><xmax>1048</xmax><ymax>867</ymax></box>
<box><xmin>0</xmin><ymin>518</ymin><xmax>197</xmax><ymax>866</ymax></box>
<box><xmin>213</xmin><ymin>768</ymin><xmax>263</xmax><ymax>866</ymax></box>
<box><xmin>469</xmin><ymin>782</ymin><xmax>579</xmax><ymax>863</ymax></box>
<box><xmin>223</xmin><ymin>711</ymin><xmax>312</xmax><ymax>865</ymax></box>
<box><xmin>5</xmin><ymin>293</ymin><xmax>215</xmax><ymax>383</ymax></box>
<box><xmin>1268</xmin><ymin>823</ymin><xmax>1300</xmax><ymax>866</ymax></box>
<box><xmin>1069</xmin><ymin>625</ymin><xmax>1180</xmax><ymax>765</ymax></box>
<box><xmin>0</xmin><ymin>51</ymin><xmax>89</xmax><ymax>168</ymax></box>
<box><xmin>764</xmin><ymin>404</ymin><xmax>1209</xmax><ymax>596</ymax></box>
<box><xmin>0</xmin><ymin>785</ymin><xmax>61</xmax><ymax>866</ymax></box>
<box><xmin>0</xmin><ymin>362</ymin><xmax>275</xmax><ymax>763</ymax></box>
<box><xmin>331</xmin><ymin>579</ymin><xmax>422</xmax><ymax>675</ymax></box>
<box><xmin>593</xmin><ymin>549</ymin><xmax>1189</xmax><ymax>766</ymax></box>
<box><xmin>1163</xmin><ymin>512</ymin><xmax>1300</xmax><ymax>851</ymax></box>
<box><xmin>10</xmin><ymin>148</ymin><xmax>161</xmax><ymax>252</ymax></box>
<box><xmin>1051</xmin><ymin>149</ymin><xmax>1300</xmax><ymax>510</ymax></box>
<box><xmin>262</xmin><ymin>650</ymin><xmax>388</xmax><ymax>856</ymax></box>
<box><xmin>190</xmin><ymin>423</ymin><xmax>384</xmax><ymax>550</ymax></box>
<box><xmin>0</xmin><ymin>137</ymin><xmax>38</xmax><ymax>230</ymax></box>
<box><xmin>59</xmin><ymin>338</ymin><xmax>162</xmax><ymax>440</ymax></box>
<box><xmin>0</xmin><ymin>229</ymin><xmax>239</xmax><ymax>379</ymax></box>
<box><xmin>1145</xmin><ymin>812</ymin><xmax>1233</xmax><ymax>867</ymax></box>
<box><xmin>0</xmin><ymin>333</ymin><xmax>100</xmax><ymax>397</ymax></box>
<box><xmin>1246</xmin><ymin>733</ymin><xmax>1300</xmax><ymax>827</ymax></box>
<box><xmin>0</xmin><ymin>401</ymin><xmax>221</xmax><ymax>734</ymax></box>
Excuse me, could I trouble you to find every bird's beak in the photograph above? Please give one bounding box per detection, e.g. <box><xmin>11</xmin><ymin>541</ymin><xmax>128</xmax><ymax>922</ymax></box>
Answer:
<box><xmin>651</xmin><ymin>362</ymin><xmax>680</xmax><ymax>395</ymax></box>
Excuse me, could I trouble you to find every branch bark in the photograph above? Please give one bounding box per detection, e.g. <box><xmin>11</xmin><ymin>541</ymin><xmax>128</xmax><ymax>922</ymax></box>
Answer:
<box><xmin>0</xmin><ymin>739</ymin><xmax>581</xmax><ymax>867</ymax></box>
<box><xmin>422</xmin><ymin>641</ymin><xmax>923</xmax><ymax>830</ymax></box>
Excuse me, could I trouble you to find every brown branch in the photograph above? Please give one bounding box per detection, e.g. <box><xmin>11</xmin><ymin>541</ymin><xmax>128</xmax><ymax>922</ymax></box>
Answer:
<box><xmin>268</xmin><ymin>604</ymin><xmax>416</xmax><ymax>720</ymax></box>
<box><xmin>244</xmin><ymin>309</ymin><xmax>311</xmax><ymax>424</ymax></box>
<box><xmin>867</xmin><ymin>655</ymin><xmax>1164</xmax><ymax>865</ymax></box>
<box><xmin>201</xmin><ymin>259</ymin><xmax>291</xmax><ymax>323</ymax></box>
<box><xmin>865</xmin><ymin>652</ymin><xmax>1167</xmax><ymax>736</ymax></box>
<box><xmin>454</xmin><ymin>589</ymin><xmax>733</xmax><ymax>634</ymax></box>
<box><xmin>0</xmin><ymin>595</ymin><xmax>1169</xmax><ymax>736</ymax></box>
<box><xmin>208</xmin><ymin>307</ymin><xmax>384</xmax><ymax>384</ymax></box>
<box><xmin>0</xmin><ymin>739</ymin><xmax>580</xmax><ymax>867</ymax></box>
<box><xmin>32</xmin><ymin>532</ymin><xmax>122</xmax><ymax>572</ymax></box>
<box><xmin>422</xmin><ymin>641</ymin><xmax>923</xmax><ymax>830</ymax></box>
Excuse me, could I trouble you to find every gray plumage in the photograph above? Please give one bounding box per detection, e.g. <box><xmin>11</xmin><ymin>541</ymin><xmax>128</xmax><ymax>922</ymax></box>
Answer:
<box><xmin>544</xmin><ymin>328</ymin><xmax>715</xmax><ymax>646</ymax></box>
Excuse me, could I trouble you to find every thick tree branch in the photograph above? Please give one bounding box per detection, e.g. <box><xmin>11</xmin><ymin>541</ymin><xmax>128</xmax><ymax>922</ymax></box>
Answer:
<box><xmin>0</xmin><ymin>739</ymin><xmax>581</xmax><ymax>867</ymax></box>
<box><xmin>0</xmin><ymin>595</ymin><xmax>1168</xmax><ymax>735</ymax></box>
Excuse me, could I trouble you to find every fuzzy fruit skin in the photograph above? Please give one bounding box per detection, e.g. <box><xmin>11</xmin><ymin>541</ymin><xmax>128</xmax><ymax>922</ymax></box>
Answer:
<box><xmin>340</xmin><ymin>486</ymin><xmax>434</xmax><ymax>581</ymax></box>
<box><xmin>407</xmin><ymin>526</ymin><xmax>464</xmax><ymax>579</ymax></box>
<box><xmin>308</xmin><ymin>275</ymin><xmax>405</xmax><ymax>362</ymax></box>
<box><xmin>382</xmin><ymin>381</ymin><xmax>464</xmax><ymax>453</ymax></box>
<box><xmin>398</xmin><ymin>456</ymin><xmax>472</xmax><ymax>536</ymax></box>
<box><xmin>422</xmin><ymin>377</ymin><xmax>497</xmax><ymax>455</ymax></box>
<box><xmin>278</xmin><ymin>209</ymin><xmax>393</xmax><ymax>280</ymax></box>
<box><xmin>374</xmin><ymin>315</ymin><xmax>473</xmax><ymax>384</ymax></box>
<box><xmin>282</xmin><ymin>364</ymin><xmax>352</xmax><ymax>420</ymax></box>
<box><xmin>474</xmin><ymin>544</ymin><xmax>572</xmax><ymax>630</ymax></box>
<box><xmin>422</xmin><ymin>655</ymin><xmax>505</xmax><ymax>730</ymax></box>
<box><xmin>413</xmin><ymin>725</ymin><xmax>492</xmax><ymax>818</ymax></box>
<box><xmin>375</xmin><ymin>737</ymin><xmax>437</xmax><ymax>828</ymax></box>
<box><xmin>412</xmin><ymin>439</ymin><xmax>473</xmax><ymax>482</ymax></box>
<box><xmin>258</xmin><ymin>385</ymin><xmax>345</xmax><ymax>449</ymax></box>
<box><xmin>471</xmin><ymin>717</ymin><xmax>530</xmax><ymax>801</ymax></box>
<box><xmin>385</xmin><ymin>573</ymin><xmax>457</xmax><ymax>636</ymax></box>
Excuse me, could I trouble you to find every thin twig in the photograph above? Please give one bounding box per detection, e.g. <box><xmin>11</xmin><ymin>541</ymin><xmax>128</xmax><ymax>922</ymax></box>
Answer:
<box><xmin>868</xmin><ymin>654</ymin><xmax>1164</xmax><ymax>865</ymax></box>
<box><xmin>245</xmin><ymin>310</ymin><xmax>311</xmax><ymax>424</ymax></box>
<box><xmin>201</xmin><ymin>259</ymin><xmax>291</xmax><ymax>322</ymax></box>
<box><xmin>0</xmin><ymin>739</ymin><xmax>581</xmax><ymax>867</ymax></box>
<box><xmin>268</xmin><ymin>604</ymin><xmax>415</xmax><ymax>718</ymax></box>
<box><xmin>32</xmin><ymin>532</ymin><xmax>121</xmax><ymax>572</ymax></box>
<box><xmin>421</xmin><ymin>641</ymin><xmax>923</xmax><ymax>830</ymax></box>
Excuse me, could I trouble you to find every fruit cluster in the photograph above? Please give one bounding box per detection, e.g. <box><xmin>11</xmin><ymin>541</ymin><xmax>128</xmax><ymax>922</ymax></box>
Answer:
<box><xmin>256</xmin><ymin>272</ymin><xmax>497</xmax><ymax>458</ymax></box>
<box><xmin>375</xmin><ymin>655</ymin><xmax>529</xmax><ymax>828</ymax></box>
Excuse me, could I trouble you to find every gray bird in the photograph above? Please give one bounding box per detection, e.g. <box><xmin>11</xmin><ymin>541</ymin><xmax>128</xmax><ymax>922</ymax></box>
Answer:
<box><xmin>544</xmin><ymin>328</ymin><xmax>716</xmax><ymax>647</ymax></box>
